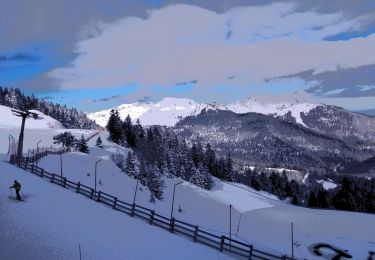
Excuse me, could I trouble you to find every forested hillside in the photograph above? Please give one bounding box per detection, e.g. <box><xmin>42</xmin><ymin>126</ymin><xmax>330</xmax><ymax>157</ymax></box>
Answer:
<box><xmin>0</xmin><ymin>87</ymin><xmax>97</xmax><ymax>129</ymax></box>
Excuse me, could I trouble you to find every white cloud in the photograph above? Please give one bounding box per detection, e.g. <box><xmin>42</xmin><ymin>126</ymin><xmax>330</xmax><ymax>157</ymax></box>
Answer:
<box><xmin>49</xmin><ymin>3</ymin><xmax>375</xmax><ymax>94</ymax></box>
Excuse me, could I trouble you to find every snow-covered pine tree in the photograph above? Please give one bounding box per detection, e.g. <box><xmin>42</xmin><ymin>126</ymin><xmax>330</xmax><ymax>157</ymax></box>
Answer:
<box><xmin>125</xmin><ymin>151</ymin><xmax>137</xmax><ymax>177</ymax></box>
<box><xmin>190</xmin><ymin>163</ymin><xmax>213</xmax><ymax>190</ymax></box>
<box><xmin>111</xmin><ymin>152</ymin><xmax>125</xmax><ymax>170</ymax></box>
<box><xmin>135</xmin><ymin>119</ymin><xmax>145</xmax><ymax>139</ymax></box>
<box><xmin>96</xmin><ymin>136</ymin><xmax>103</xmax><ymax>148</ymax></box>
<box><xmin>77</xmin><ymin>135</ymin><xmax>89</xmax><ymax>153</ymax></box>
<box><xmin>53</xmin><ymin>131</ymin><xmax>77</xmax><ymax>150</ymax></box>
<box><xmin>146</xmin><ymin>166</ymin><xmax>164</xmax><ymax>202</ymax></box>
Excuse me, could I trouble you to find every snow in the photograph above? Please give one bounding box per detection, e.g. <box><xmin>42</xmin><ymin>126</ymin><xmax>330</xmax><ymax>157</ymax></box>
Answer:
<box><xmin>317</xmin><ymin>180</ymin><xmax>338</xmax><ymax>190</ymax></box>
<box><xmin>227</xmin><ymin>98</ymin><xmax>318</xmax><ymax>128</ymax></box>
<box><xmin>87</xmin><ymin>97</ymin><xmax>207</xmax><ymax>127</ymax></box>
<box><xmin>0</xmin><ymin>105</ymin><xmax>64</xmax><ymax>129</ymax></box>
<box><xmin>1</xmin><ymin>126</ymin><xmax>374</xmax><ymax>259</ymax></box>
<box><xmin>88</xmin><ymin>96</ymin><xmax>319</xmax><ymax>128</ymax></box>
<box><xmin>0</xmin><ymin>156</ymin><xmax>233</xmax><ymax>260</ymax></box>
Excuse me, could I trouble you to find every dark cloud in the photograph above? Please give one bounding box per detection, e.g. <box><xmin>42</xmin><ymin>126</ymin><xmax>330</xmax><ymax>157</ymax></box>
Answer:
<box><xmin>14</xmin><ymin>73</ymin><xmax>60</xmax><ymax>93</ymax></box>
<box><xmin>39</xmin><ymin>96</ymin><xmax>54</xmax><ymax>100</ymax></box>
<box><xmin>138</xmin><ymin>96</ymin><xmax>153</xmax><ymax>103</ymax></box>
<box><xmin>175</xmin><ymin>80</ymin><xmax>198</xmax><ymax>86</ymax></box>
<box><xmin>278</xmin><ymin>64</ymin><xmax>375</xmax><ymax>98</ymax></box>
<box><xmin>0</xmin><ymin>53</ymin><xmax>41</xmax><ymax>63</ymax></box>
<box><xmin>92</xmin><ymin>95</ymin><xmax>122</xmax><ymax>103</ymax></box>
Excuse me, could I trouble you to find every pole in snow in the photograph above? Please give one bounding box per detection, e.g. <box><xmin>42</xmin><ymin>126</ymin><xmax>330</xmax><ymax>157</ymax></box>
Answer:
<box><xmin>229</xmin><ymin>204</ymin><xmax>232</xmax><ymax>250</ymax></box>
<box><xmin>291</xmin><ymin>222</ymin><xmax>294</xmax><ymax>259</ymax></box>
<box><xmin>94</xmin><ymin>159</ymin><xmax>102</xmax><ymax>194</ymax></box>
<box><xmin>133</xmin><ymin>179</ymin><xmax>139</xmax><ymax>205</ymax></box>
<box><xmin>60</xmin><ymin>153</ymin><xmax>63</xmax><ymax>178</ymax></box>
<box><xmin>12</xmin><ymin>109</ymin><xmax>38</xmax><ymax>158</ymax></box>
<box><xmin>36</xmin><ymin>140</ymin><xmax>42</xmax><ymax>169</ymax></box>
<box><xmin>170</xmin><ymin>181</ymin><xmax>183</xmax><ymax>219</ymax></box>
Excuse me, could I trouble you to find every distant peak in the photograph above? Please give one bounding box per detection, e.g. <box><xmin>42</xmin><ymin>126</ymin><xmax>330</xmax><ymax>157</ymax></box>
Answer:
<box><xmin>157</xmin><ymin>97</ymin><xmax>197</xmax><ymax>106</ymax></box>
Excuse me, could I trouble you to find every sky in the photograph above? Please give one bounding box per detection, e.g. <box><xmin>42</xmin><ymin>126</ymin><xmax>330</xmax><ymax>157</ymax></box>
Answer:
<box><xmin>1</xmin><ymin>0</ymin><xmax>375</xmax><ymax>112</ymax></box>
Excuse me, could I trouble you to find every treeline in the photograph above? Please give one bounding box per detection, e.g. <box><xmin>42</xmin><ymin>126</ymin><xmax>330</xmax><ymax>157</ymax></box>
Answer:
<box><xmin>107</xmin><ymin>109</ymin><xmax>236</xmax><ymax>201</ymax></box>
<box><xmin>0</xmin><ymin>87</ymin><xmax>97</xmax><ymax>129</ymax></box>
<box><xmin>241</xmin><ymin>169</ymin><xmax>375</xmax><ymax>214</ymax></box>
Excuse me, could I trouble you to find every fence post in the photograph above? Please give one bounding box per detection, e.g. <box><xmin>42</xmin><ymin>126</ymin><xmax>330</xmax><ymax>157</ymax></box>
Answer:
<box><xmin>40</xmin><ymin>169</ymin><xmax>44</xmax><ymax>178</ymax></box>
<box><xmin>193</xmin><ymin>226</ymin><xmax>199</xmax><ymax>242</ymax></box>
<box><xmin>76</xmin><ymin>182</ymin><xmax>81</xmax><ymax>193</ymax></box>
<box><xmin>113</xmin><ymin>197</ymin><xmax>117</xmax><ymax>209</ymax></box>
<box><xmin>170</xmin><ymin>217</ymin><xmax>175</xmax><ymax>233</ymax></box>
<box><xmin>220</xmin><ymin>236</ymin><xmax>225</xmax><ymax>252</ymax></box>
<box><xmin>149</xmin><ymin>210</ymin><xmax>155</xmax><ymax>225</ymax></box>
<box><xmin>249</xmin><ymin>245</ymin><xmax>253</xmax><ymax>260</ymax></box>
<box><xmin>96</xmin><ymin>191</ymin><xmax>101</xmax><ymax>202</ymax></box>
<box><xmin>131</xmin><ymin>203</ymin><xmax>136</xmax><ymax>217</ymax></box>
<box><xmin>51</xmin><ymin>174</ymin><xmax>55</xmax><ymax>183</ymax></box>
<box><xmin>63</xmin><ymin>177</ymin><xmax>67</xmax><ymax>188</ymax></box>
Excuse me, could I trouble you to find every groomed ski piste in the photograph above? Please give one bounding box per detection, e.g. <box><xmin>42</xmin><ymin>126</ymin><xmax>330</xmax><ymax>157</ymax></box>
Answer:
<box><xmin>1</xmin><ymin>106</ymin><xmax>375</xmax><ymax>259</ymax></box>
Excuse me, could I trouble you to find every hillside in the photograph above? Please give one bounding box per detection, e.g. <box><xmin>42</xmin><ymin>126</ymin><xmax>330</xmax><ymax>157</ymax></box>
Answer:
<box><xmin>0</xmin><ymin>156</ymin><xmax>232</xmax><ymax>260</ymax></box>
<box><xmin>0</xmin><ymin>105</ymin><xmax>63</xmax><ymax>129</ymax></box>
<box><xmin>0</xmin><ymin>124</ymin><xmax>374</xmax><ymax>259</ymax></box>
<box><xmin>0</xmin><ymin>87</ymin><xmax>97</xmax><ymax>129</ymax></box>
<box><xmin>172</xmin><ymin>109</ymin><xmax>374</xmax><ymax>174</ymax></box>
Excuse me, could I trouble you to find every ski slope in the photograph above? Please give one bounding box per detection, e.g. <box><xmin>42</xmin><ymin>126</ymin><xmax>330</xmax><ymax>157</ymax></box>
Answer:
<box><xmin>0</xmin><ymin>156</ymin><xmax>233</xmax><ymax>260</ymax></box>
<box><xmin>0</xmin><ymin>105</ymin><xmax>64</xmax><ymax>129</ymax></box>
<box><xmin>1</xmin><ymin>123</ymin><xmax>374</xmax><ymax>259</ymax></box>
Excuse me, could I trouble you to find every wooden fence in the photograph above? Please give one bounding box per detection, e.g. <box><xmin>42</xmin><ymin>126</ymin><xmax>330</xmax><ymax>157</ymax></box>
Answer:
<box><xmin>9</xmin><ymin>154</ymin><xmax>293</xmax><ymax>260</ymax></box>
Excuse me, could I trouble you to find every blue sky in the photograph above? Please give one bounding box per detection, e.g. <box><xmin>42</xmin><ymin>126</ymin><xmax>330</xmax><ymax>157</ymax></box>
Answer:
<box><xmin>1</xmin><ymin>0</ymin><xmax>375</xmax><ymax>112</ymax></box>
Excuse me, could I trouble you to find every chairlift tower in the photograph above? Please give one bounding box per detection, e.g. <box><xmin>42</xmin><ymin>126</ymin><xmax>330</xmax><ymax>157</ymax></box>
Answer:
<box><xmin>12</xmin><ymin>109</ymin><xmax>38</xmax><ymax>158</ymax></box>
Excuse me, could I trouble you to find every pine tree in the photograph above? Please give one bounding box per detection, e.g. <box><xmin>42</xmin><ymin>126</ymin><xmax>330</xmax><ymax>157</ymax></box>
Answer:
<box><xmin>146</xmin><ymin>167</ymin><xmax>164</xmax><ymax>202</ymax></box>
<box><xmin>135</xmin><ymin>119</ymin><xmax>145</xmax><ymax>139</ymax></box>
<box><xmin>77</xmin><ymin>135</ymin><xmax>89</xmax><ymax>153</ymax></box>
<box><xmin>125</xmin><ymin>152</ymin><xmax>137</xmax><ymax>177</ymax></box>
<box><xmin>123</xmin><ymin>114</ymin><xmax>136</xmax><ymax>147</ymax></box>
<box><xmin>191</xmin><ymin>143</ymin><xmax>200</xmax><ymax>167</ymax></box>
<box><xmin>317</xmin><ymin>189</ymin><xmax>329</xmax><ymax>208</ymax></box>
<box><xmin>308</xmin><ymin>192</ymin><xmax>318</xmax><ymax>208</ymax></box>
<box><xmin>190</xmin><ymin>163</ymin><xmax>212</xmax><ymax>190</ymax></box>
<box><xmin>53</xmin><ymin>131</ymin><xmax>77</xmax><ymax>150</ymax></box>
<box><xmin>292</xmin><ymin>195</ymin><xmax>299</xmax><ymax>205</ymax></box>
<box><xmin>106</xmin><ymin>109</ymin><xmax>122</xmax><ymax>144</ymax></box>
<box><xmin>95</xmin><ymin>136</ymin><xmax>103</xmax><ymax>148</ymax></box>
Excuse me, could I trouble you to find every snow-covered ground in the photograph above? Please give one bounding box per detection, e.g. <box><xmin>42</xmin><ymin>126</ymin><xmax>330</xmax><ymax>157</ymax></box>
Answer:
<box><xmin>1</xmin><ymin>113</ymin><xmax>375</xmax><ymax>259</ymax></box>
<box><xmin>0</xmin><ymin>105</ymin><xmax>63</xmax><ymax>129</ymax></box>
<box><xmin>0</xmin><ymin>156</ymin><xmax>233</xmax><ymax>260</ymax></box>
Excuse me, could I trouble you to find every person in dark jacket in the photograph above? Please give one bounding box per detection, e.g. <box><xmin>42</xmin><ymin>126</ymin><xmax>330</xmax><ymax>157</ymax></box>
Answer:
<box><xmin>10</xmin><ymin>180</ymin><xmax>22</xmax><ymax>200</ymax></box>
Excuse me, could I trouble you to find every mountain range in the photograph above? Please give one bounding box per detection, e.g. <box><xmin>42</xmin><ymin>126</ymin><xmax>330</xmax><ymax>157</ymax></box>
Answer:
<box><xmin>88</xmin><ymin>92</ymin><xmax>321</xmax><ymax>127</ymax></box>
<box><xmin>88</xmin><ymin>94</ymin><xmax>375</xmax><ymax>176</ymax></box>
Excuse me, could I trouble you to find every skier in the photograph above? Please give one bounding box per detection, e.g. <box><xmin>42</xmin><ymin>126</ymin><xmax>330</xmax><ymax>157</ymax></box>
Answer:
<box><xmin>10</xmin><ymin>180</ymin><xmax>22</xmax><ymax>201</ymax></box>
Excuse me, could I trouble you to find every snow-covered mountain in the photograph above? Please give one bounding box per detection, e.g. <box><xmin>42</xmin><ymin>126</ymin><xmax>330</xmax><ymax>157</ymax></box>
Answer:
<box><xmin>88</xmin><ymin>94</ymin><xmax>319</xmax><ymax>127</ymax></box>
<box><xmin>227</xmin><ymin>97</ymin><xmax>318</xmax><ymax>127</ymax></box>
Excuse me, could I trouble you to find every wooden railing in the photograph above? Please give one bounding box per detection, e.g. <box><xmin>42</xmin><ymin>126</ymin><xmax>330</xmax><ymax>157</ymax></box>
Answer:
<box><xmin>9</xmin><ymin>154</ymin><xmax>293</xmax><ymax>260</ymax></box>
